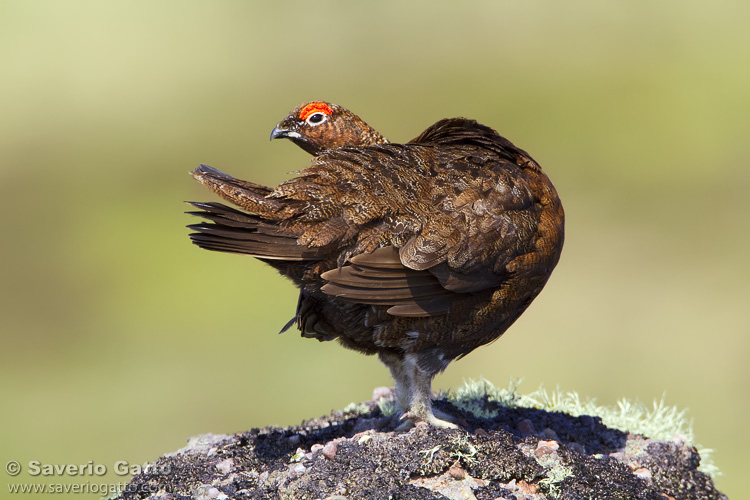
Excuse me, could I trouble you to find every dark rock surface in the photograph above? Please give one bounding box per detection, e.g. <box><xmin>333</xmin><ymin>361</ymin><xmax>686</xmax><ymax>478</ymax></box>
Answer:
<box><xmin>114</xmin><ymin>398</ymin><xmax>726</xmax><ymax>500</ymax></box>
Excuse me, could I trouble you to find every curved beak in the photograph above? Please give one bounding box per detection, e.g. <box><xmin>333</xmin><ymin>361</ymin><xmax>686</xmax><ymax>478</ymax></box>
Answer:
<box><xmin>270</xmin><ymin>125</ymin><xmax>301</xmax><ymax>141</ymax></box>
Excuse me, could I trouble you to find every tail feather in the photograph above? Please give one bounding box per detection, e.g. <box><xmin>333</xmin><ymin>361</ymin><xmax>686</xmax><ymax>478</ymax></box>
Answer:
<box><xmin>190</xmin><ymin>164</ymin><xmax>287</xmax><ymax>217</ymax></box>
<box><xmin>187</xmin><ymin>200</ymin><xmax>321</xmax><ymax>261</ymax></box>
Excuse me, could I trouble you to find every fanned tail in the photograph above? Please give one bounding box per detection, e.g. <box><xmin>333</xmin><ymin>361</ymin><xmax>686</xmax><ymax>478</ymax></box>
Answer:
<box><xmin>187</xmin><ymin>165</ymin><xmax>322</xmax><ymax>261</ymax></box>
<box><xmin>187</xmin><ymin>202</ymin><xmax>319</xmax><ymax>261</ymax></box>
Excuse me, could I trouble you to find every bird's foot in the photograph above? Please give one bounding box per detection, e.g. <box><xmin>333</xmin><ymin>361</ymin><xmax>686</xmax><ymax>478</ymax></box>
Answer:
<box><xmin>432</xmin><ymin>407</ymin><xmax>460</xmax><ymax>427</ymax></box>
<box><xmin>396</xmin><ymin>408</ymin><xmax>459</xmax><ymax>432</ymax></box>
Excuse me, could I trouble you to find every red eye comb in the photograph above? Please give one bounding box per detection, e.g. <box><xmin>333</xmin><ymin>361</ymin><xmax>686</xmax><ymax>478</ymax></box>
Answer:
<box><xmin>299</xmin><ymin>102</ymin><xmax>333</xmax><ymax>121</ymax></box>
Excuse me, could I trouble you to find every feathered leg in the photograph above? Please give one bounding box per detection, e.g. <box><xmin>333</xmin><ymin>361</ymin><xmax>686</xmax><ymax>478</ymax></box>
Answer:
<box><xmin>378</xmin><ymin>351</ymin><xmax>458</xmax><ymax>430</ymax></box>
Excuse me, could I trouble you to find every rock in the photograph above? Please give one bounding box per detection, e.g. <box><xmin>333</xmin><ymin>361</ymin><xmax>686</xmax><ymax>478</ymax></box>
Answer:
<box><xmin>517</xmin><ymin>418</ymin><xmax>536</xmax><ymax>436</ymax></box>
<box><xmin>114</xmin><ymin>397</ymin><xmax>726</xmax><ymax>500</ymax></box>
<box><xmin>534</xmin><ymin>440</ymin><xmax>560</xmax><ymax>459</ymax></box>
<box><xmin>322</xmin><ymin>441</ymin><xmax>338</xmax><ymax>460</ymax></box>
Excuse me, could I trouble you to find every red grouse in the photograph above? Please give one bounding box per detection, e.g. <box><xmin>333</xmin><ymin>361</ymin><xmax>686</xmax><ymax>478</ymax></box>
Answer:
<box><xmin>188</xmin><ymin>101</ymin><xmax>565</xmax><ymax>428</ymax></box>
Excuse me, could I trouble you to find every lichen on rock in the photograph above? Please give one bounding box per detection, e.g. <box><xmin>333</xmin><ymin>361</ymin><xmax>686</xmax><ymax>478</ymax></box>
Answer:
<box><xmin>114</xmin><ymin>387</ymin><xmax>725</xmax><ymax>500</ymax></box>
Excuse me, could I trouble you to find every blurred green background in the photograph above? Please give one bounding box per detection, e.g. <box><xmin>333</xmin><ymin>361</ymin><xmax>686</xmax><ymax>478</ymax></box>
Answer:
<box><xmin>1</xmin><ymin>1</ymin><xmax>747</xmax><ymax>498</ymax></box>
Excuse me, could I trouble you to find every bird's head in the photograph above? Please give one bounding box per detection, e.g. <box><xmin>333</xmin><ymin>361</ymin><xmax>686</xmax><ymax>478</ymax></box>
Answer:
<box><xmin>270</xmin><ymin>101</ymin><xmax>388</xmax><ymax>155</ymax></box>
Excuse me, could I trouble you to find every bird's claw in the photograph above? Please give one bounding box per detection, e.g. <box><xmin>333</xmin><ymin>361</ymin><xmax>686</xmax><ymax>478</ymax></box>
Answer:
<box><xmin>398</xmin><ymin>410</ymin><xmax>459</xmax><ymax>431</ymax></box>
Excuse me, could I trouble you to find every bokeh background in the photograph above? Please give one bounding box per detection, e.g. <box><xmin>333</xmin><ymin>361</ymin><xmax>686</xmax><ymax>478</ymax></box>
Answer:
<box><xmin>1</xmin><ymin>1</ymin><xmax>747</xmax><ymax>498</ymax></box>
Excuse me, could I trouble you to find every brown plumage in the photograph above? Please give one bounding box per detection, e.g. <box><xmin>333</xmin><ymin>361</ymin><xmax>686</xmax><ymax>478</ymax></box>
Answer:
<box><xmin>188</xmin><ymin>101</ymin><xmax>565</xmax><ymax>428</ymax></box>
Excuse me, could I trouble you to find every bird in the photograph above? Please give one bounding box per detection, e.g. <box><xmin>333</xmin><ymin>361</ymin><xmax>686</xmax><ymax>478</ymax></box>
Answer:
<box><xmin>187</xmin><ymin>101</ymin><xmax>565</xmax><ymax>429</ymax></box>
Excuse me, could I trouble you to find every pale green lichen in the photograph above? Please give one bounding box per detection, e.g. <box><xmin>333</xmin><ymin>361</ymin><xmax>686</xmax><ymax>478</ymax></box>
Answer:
<box><xmin>445</xmin><ymin>378</ymin><xmax>718</xmax><ymax>476</ymax></box>
<box><xmin>449</xmin><ymin>378</ymin><xmax>527</xmax><ymax>418</ymax></box>
<box><xmin>418</xmin><ymin>445</ymin><xmax>442</xmax><ymax>464</ymax></box>
<box><xmin>535</xmin><ymin>443</ymin><xmax>574</xmax><ymax>498</ymax></box>
<box><xmin>289</xmin><ymin>448</ymin><xmax>305</xmax><ymax>463</ymax></box>
<box><xmin>538</xmin><ymin>461</ymin><xmax>573</xmax><ymax>499</ymax></box>
<box><xmin>376</xmin><ymin>397</ymin><xmax>399</xmax><ymax>417</ymax></box>
<box><xmin>446</xmin><ymin>433</ymin><xmax>478</xmax><ymax>464</ymax></box>
<box><xmin>342</xmin><ymin>401</ymin><xmax>371</xmax><ymax>415</ymax></box>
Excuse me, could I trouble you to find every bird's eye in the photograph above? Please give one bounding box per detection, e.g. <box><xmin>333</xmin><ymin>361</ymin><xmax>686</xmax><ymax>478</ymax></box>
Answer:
<box><xmin>306</xmin><ymin>112</ymin><xmax>326</xmax><ymax>126</ymax></box>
